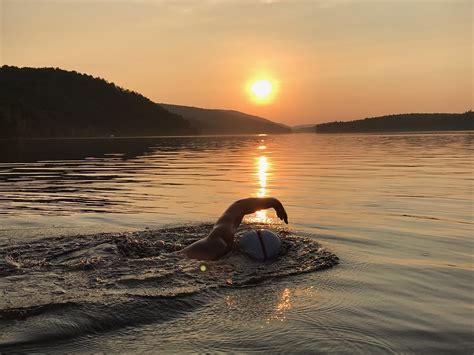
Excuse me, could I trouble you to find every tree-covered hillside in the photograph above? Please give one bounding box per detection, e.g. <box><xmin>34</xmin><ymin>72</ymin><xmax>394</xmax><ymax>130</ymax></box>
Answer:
<box><xmin>0</xmin><ymin>66</ymin><xmax>195</xmax><ymax>138</ymax></box>
<box><xmin>161</xmin><ymin>104</ymin><xmax>291</xmax><ymax>135</ymax></box>
<box><xmin>315</xmin><ymin>112</ymin><xmax>473</xmax><ymax>133</ymax></box>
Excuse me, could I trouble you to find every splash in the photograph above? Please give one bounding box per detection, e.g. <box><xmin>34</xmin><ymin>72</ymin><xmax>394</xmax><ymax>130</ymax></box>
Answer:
<box><xmin>0</xmin><ymin>223</ymin><xmax>338</xmax><ymax>349</ymax></box>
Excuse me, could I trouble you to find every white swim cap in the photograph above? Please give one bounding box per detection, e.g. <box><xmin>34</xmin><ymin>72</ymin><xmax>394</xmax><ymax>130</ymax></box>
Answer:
<box><xmin>239</xmin><ymin>229</ymin><xmax>281</xmax><ymax>261</ymax></box>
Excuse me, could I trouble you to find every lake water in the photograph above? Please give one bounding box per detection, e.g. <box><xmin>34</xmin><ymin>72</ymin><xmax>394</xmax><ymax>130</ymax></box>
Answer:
<box><xmin>0</xmin><ymin>133</ymin><xmax>472</xmax><ymax>353</ymax></box>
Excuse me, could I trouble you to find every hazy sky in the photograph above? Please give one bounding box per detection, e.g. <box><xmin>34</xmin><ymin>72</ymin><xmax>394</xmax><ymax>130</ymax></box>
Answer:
<box><xmin>2</xmin><ymin>0</ymin><xmax>472</xmax><ymax>125</ymax></box>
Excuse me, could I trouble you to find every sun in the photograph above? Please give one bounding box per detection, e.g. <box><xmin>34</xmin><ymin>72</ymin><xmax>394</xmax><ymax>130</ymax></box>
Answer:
<box><xmin>251</xmin><ymin>80</ymin><xmax>273</xmax><ymax>99</ymax></box>
<box><xmin>246</xmin><ymin>76</ymin><xmax>277</xmax><ymax>104</ymax></box>
<box><xmin>249</xmin><ymin>79</ymin><xmax>274</xmax><ymax>103</ymax></box>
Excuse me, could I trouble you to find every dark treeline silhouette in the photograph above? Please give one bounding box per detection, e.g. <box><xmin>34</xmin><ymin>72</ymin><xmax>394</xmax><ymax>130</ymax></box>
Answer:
<box><xmin>3</xmin><ymin>66</ymin><xmax>470</xmax><ymax>138</ymax></box>
<box><xmin>315</xmin><ymin>112</ymin><xmax>473</xmax><ymax>133</ymax></box>
<box><xmin>161</xmin><ymin>104</ymin><xmax>291</xmax><ymax>134</ymax></box>
<box><xmin>0</xmin><ymin>66</ymin><xmax>196</xmax><ymax>138</ymax></box>
<box><xmin>291</xmin><ymin>124</ymin><xmax>316</xmax><ymax>133</ymax></box>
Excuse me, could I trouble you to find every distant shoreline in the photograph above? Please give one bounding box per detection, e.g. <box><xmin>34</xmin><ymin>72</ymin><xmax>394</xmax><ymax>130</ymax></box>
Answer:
<box><xmin>315</xmin><ymin>129</ymin><xmax>474</xmax><ymax>135</ymax></box>
<box><xmin>0</xmin><ymin>133</ymin><xmax>287</xmax><ymax>140</ymax></box>
<box><xmin>0</xmin><ymin>130</ymin><xmax>472</xmax><ymax>141</ymax></box>
<box><xmin>0</xmin><ymin>66</ymin><xmax>289</xmax><ymax>138</ymax></box>
<box><xmin>314</xmin><ymin>112</ymin><xmax>473</xmax><ymax>134</ymax></box>
<box><xmin>2</xmin><ymin>67</ymin><xmax>471</xmax><ymax>138</ymax></box>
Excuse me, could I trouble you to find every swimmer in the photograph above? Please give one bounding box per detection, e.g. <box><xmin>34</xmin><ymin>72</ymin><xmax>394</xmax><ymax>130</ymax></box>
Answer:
<box><xmin>177</xmin><ymin>197</ymin><xmax>288</xmax><ymax>261</ymax></box>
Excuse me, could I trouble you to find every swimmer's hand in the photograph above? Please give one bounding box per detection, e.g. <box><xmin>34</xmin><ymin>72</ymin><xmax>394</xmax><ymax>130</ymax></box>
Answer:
<box><xmin>274</xmin><ymin>200</ymin><xmax>288</xmax><ymax>224</ymax></box>
<box><xmin>272</xmin><ymin>198</ymin><xmax>288</xmax><ymax>224</ymax></box>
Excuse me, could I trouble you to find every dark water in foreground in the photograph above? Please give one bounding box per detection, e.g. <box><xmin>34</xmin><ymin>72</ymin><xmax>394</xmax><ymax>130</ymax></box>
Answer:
<box><xmin>0</xmin><ymin>224</ymin><xmax>337</xmax><ymax>352</ymax></box>
<box><xmin>0</xmin><ymin>133</ymin><xmax>472</xmax><ymax>353</ymax></box>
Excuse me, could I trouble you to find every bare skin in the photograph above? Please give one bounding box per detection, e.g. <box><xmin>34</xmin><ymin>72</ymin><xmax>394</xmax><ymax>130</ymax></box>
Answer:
<box><xmin>178</xmin><ymin>197</ymin><xmax>288</xmax><ymax>261</ymax></box>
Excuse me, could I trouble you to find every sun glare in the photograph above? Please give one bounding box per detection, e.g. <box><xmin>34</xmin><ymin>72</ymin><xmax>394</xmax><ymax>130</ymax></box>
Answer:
<box><xmin>248</xmin><ymin>79</ymin><xmax>275</xmax><ymax>104</ymax></box>
<box><xmin>251</xmin><ymin>80</ymin><xmax>272</xmax><ymax>99</ymax></box>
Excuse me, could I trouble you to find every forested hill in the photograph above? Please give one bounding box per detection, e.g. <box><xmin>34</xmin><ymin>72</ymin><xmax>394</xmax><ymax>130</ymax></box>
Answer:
<box><xmin>315</xmin><ymin>112</ymin><xmax>473</xmax><ymax>133</ymax></box>
<box><xmin>161</xmin><ymin>104</ymin><xmax>291</xmax><ymax>134</ymax></box>
<box><xmin>0</xmin><ymin>66</ymin><xmax>195</xmax><ymax>138</ymax></box>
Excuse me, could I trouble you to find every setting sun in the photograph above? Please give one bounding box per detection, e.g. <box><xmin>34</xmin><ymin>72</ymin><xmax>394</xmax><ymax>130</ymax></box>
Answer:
<box><xmin>1</xmin><ymin>1</ymin><xmax>472</xmax><ymax>353</ymax></box>
<box><xmin>248</xmin><ymin>79</ymin><xmax>276</xmax><ymax>104</ymax></box>
<box><xmin>251</xmin><ymin>80</ymin><xmax>272</xmax><ymax>99</ymax></box>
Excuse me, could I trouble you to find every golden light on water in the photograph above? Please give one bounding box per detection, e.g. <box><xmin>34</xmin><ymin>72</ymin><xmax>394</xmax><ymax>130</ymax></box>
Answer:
<box><xmin>255</xmin><ymin>153</ymin><xmax>269</xmax><ymax>221</ymax></box>
<box><xmin>258</xmin><ymin>156</ymin><xmax>268</xmax><ymax>189</ymax></box>
<box><xmin>267</xmin><ymin>288</ymin><xmax>292</xmax><ymax>323</ymax></box>
<box><xmin>244</xmin><ymin>137</ymin><xmax>272</xmax><ymax>223</ymax></box>
<box><xmin>255</xmin><ymin>210</ymin><xmax>267</xmax><ymax>221</ymax></box>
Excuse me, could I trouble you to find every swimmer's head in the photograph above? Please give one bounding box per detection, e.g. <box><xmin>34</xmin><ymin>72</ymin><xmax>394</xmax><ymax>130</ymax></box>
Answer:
<box><xmin>239</xmin><ymin>229</ymin><xmax>281</xmax><ymax>261</ymax></box>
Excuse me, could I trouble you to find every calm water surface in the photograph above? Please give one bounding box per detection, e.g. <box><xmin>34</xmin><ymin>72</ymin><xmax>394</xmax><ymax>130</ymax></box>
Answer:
<box><xmin>0</xmin><ymin>133</ymin><xmax>472</xmax><ymax>353</ymax></box>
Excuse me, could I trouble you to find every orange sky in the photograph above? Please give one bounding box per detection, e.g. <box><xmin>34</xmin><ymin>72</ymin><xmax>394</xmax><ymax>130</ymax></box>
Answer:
<box><xmin>2</xmin><ymin>0</ymin><xmax>472</xmax><ymax>125</ymax></box>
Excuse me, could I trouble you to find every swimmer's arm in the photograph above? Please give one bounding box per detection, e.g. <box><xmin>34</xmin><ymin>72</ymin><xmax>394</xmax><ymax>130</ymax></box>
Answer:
<box><xmin>179</xmin><ymin>237</ymin><xmax>228</xmax><ymax>261</ymax></box>
<box><xmin>218</xmin><ymin>197</ymin><xmax>288</xmax><ymax>228</ymax></box>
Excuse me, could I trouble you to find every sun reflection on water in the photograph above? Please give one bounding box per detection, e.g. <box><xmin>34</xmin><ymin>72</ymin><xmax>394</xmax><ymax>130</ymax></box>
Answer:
<box><xmin>244</xmin><ymin>137</ymin><xmax>274</xmax><ymax>223</ymax></box>
<box><xmin>266</xmin><ymin>288</ymin><xmax>292</xmax><ymax>323</ymax></box>
<box><xmin>257</xmin><ymin>156</ymin><xmax>268</xmax><ymax>191</ymax></box>
<box><xmin>256</xmin><ymin>152</ymin><xmax>269</xmax><ymax>222</ymax></box>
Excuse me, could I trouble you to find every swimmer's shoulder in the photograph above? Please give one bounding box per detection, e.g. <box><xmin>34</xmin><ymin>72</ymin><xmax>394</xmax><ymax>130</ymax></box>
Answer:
<box><xmin>208</xmin><ymin>222</ymin><xmax>235</xmax><ymax>245</ymax></box>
